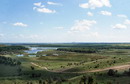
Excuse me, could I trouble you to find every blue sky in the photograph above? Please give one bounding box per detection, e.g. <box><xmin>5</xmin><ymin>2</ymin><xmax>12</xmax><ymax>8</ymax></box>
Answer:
<box><xmin>0</xmin><ymin>0</ymin><xmax>130</xmax><ymax>43</ymax></box>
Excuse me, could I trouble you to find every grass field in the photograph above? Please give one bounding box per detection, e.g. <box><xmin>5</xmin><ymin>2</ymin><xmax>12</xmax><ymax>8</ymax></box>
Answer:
<box><xmin>0</xmin><ymin>43</ymin><xmax>130</xmax><ymax>84</ymax></box>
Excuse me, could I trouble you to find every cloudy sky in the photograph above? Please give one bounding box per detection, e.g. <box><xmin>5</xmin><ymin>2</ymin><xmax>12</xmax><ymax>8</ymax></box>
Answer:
<box><xmin>0</xmin><ymin>0</ymin><xmax>130</xmax><ymax>43</ymax></box>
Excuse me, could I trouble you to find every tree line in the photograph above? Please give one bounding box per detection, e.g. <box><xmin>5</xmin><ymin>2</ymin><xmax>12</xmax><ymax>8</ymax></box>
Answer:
<box><xmin>0</xmin><ymin>46</ymin><xmax>28</xmax><ymax>54</ymax></box>
<box><xmin>57</xmin><ymin>48</ymin><xmax>98</xmax><ymax>53</ymax></box>
<box><xmin>0</xmin><ymin>56</ymin><xmax>21</xmax><ymax>66</ymax></box>
<box><xmin>0</xmin><ymin>46</ymin><xmax>28</xmax><ymax>52</ymax></box>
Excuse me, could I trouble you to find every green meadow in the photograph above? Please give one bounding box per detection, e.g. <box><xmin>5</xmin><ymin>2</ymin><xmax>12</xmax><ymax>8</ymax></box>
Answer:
<box><xmin>0</xmin><ymin>43</ymin><xmax>130</xmax><ymax>84</ymax></box>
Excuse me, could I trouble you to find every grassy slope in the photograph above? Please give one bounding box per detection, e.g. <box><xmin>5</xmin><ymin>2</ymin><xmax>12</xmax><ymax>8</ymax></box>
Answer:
<box><xmin>0</xmin><ymin>45</ymin><xmax>130</xmax><ymax>84</ymax></box>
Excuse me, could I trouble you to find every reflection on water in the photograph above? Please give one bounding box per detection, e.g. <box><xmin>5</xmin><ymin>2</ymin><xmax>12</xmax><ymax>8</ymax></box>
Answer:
<box><xmin>25</xmin><ymin>47</ymin><xmax>58</xmax><ymax>54</ymax></box>
<box><xmin>17</xmin><ymin>54</ymin><xmax>24</xmax><ymax>57</ymax></box>
<box><xmin>16</xmin><ymin>47</ymin><xmax>57</xmax><ymax>57</ymax></box>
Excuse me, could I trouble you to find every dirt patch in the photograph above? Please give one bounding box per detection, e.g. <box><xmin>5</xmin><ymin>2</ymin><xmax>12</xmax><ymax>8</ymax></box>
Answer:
<box><xmin>31</xmin><ymin>62</ymin><xmax>130</xmax><ymax>74</ymax></box>
<box><xmin>31</xmin><ymin>62</ymin><xmax>48</xmax><ymax>70</ymax></box>
<box><xmin>88</xmin><ymin>64</ymin><xmax>130</xmax><ymax>73</ymax></box>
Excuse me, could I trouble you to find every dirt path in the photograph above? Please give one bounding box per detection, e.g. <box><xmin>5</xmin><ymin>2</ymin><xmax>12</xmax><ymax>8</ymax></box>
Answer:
<box><xmin>88</xmin><ymin>64</ymin><xmax>130</xmax><ymax>73</ymax></box>
<box><xmin>31</xmin><ymin>62</ymin><xmax>48</xmax><ymax>70</ymax></box>
<box><xmin>53</xmin><ymin>64</ymin><xmax>130</xmax><ymax>73</ymax></box>
<box><xmin>31</xmin><ymin>62</ymin><xmax>130</xmax><ymax>73</ymax></box>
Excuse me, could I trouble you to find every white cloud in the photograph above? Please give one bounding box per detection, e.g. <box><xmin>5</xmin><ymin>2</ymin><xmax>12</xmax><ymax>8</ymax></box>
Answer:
<box><xmin>112</xmin><ymin>18</ymin><xmax>130</xmax><ymax>29</ymax></box>
<box><xmin>33</xmin><ymin>2</ymin><xmax>56</xmax><ymax>13</ymax></box>
<box><xmin>34</xmin><ymin>2</ymin><xmax>42</xmax><ymax>7</ymax></box>
<box><xmin>34</xmin><ymin>7</ymin><xmax>56</xmax><ymax>13</ymax></box>
<box><xmin>113</xmin><ymin>24</ymin><xmax>127</xmax><ymax>29</ymax></box>
<box><xmin>70</xmin><ymin>20</ymin><xmax>97</xmax><ymax>32</ymax></box>
<box><xmin>124</xmin><ymin>19</ymin><xmax>130</xmax><ymax>25</ymax></box>
<box><xmin>33</xmin><ymin>7</ymin><xmax>37</xmax><ymax>10</ymax></box>
<box><xmin>34</xmin><ymin>2</ymin><xmax>44</xmax><ymax>8</ymax></box>
<box><xmin>100</xmin><ymin>11</ymin><xmax>112</xmax><ymax>16</ymax></box>
<box><xmin>117</xmin><ymin>14</ymin><xmax>127</xmax><ymax>18</ymax></box>
<box><xmin>13</xmin><ymin>22</ymin><xmax>28</xmax><ymax>27</ymax></box>
<box><xmin>79</xmin><ymin>0</ymin><xmax>111</xmax><ymax>9</ymax></box>
<box><xmin>87</xmin><ymin>12</ymin><xmax>93</xmax><ymax>16</ymax></box>
<box><xmin>47</xmin><ymin>2</ymin><xmax>62</xmax><ymax>6</ymax></box>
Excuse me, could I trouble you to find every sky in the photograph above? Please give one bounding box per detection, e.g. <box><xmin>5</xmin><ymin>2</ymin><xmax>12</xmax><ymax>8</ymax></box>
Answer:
<box><xmin>0</xmin><ymin>0</ymin><xmax>130</xmax><ymax>43</ymax></box>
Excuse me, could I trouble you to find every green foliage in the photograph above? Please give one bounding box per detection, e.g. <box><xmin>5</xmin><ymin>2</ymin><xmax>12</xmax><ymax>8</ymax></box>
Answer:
<box><xmin>0</xmin><ymin>43</ymin><xmax>130</xmax><ymax>84</ymax></box>
<box><xmin>0</xmin><ymin>46</ymin><xmax>28</xmax><ymax>51</ymax></box>
<box><xmin>27</xmin><ymin>43</ymin><xmax>130</xmax><ymax>49</ymax></box>
<box><xmin>0</xmin><ymin>56</ymin><xmax>21</xmax><ymax>66</ymax></box>
<box><xmin>107</xmin><ymin>69</ymin><xmax>117</xmax><ymax>76</ymax></box>
<box><xmin>57</xmin><ymin>48</ymin><xmax>98</xmax><ymax>53</ymax></box>
<box><xmin>0</xmin><ymin>46</ymin><xmax>28</xmax><ymax>55</ymax></box>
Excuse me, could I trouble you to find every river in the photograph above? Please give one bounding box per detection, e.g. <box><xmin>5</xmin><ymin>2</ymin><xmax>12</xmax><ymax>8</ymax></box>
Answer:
<box><xmin>17</xmin><ymin>47</ymin><xmax>58</xmax><ymax>57</ymax></box>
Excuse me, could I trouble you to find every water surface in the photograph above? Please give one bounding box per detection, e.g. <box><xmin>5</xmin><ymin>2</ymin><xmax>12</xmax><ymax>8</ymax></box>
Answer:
<box><xmin>17</xmin><ymin>47</ymin><xmax>58</xmax><ymax>57</ymax></box>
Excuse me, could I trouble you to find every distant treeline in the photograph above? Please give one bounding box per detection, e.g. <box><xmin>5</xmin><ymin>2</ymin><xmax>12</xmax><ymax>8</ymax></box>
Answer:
<box><xmin>1</xmin><ymin>43</ymin><xmax>130</xmax><ymax>49</ymax></box>
<box><xmin>22</xmin><ymin>43</ymin><xmax>130</xmax><ymax>49</ymax></box>
<box><xmin>0</xmin><ymin>56</ymin><xmax>21</xmax><ymax>66</ymax></box>
<box><xmin>56</xmin><ymin>44</ymin><xmax>130</xmax><ymax>53</ymax></box>
<box><xmin>0</xmin><ymin>46</ymin><xmax>28</xmax><ymax>51</ymax></box>
<box><xmin>57</xmin><ymin>48</ymin><xmax>98</xmax><ymax>53</ymax></box>
<box><xmin>0</xmin><ymin>46</ymin><xmax>28</xmax><ymax>54</ymax></box>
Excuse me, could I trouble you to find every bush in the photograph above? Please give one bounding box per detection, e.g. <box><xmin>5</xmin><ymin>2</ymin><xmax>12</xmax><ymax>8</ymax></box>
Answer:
<box><xmin>107</xmin><ymin>69</ymin><xmax>117</xmax><ymax>76</ymax></box>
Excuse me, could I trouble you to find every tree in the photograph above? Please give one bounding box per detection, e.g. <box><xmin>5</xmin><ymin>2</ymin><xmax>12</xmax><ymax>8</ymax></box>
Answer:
<box><xmin>39</xmin><ymin>80</ymin><xmax>42</xmax><ymax>84</ymax></box>
<box><xmin>88</xmin><ymin>76</ymin><xmax>94</xmax><ymax>84</ymax></box>
<box><xmin>80</xmin><ymin>76</ymin><xmax>87</xmax><ymax>84</ymax></box>
<box><xmin>107</xmin><ymin>69</ymin><xmax>117</xmax><ymax>76</ymax></box>
<box><xmin>31</xmin><ymin>66</ymin><xmax>35</xmax><ymax>70</ymax></box>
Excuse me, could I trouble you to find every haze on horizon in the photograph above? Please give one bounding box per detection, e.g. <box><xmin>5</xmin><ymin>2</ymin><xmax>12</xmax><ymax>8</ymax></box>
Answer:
<box><xmin>0</xmin><ymin>0</ymin><xmax>130</xmax><ymax>43</ymax></box>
